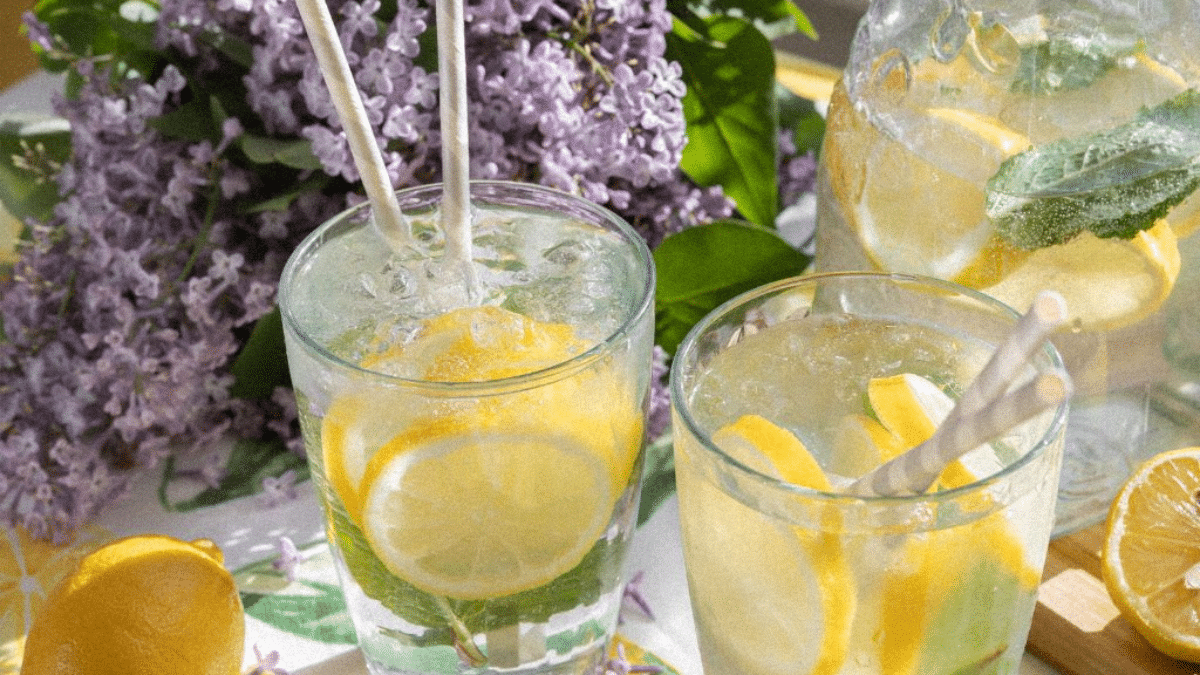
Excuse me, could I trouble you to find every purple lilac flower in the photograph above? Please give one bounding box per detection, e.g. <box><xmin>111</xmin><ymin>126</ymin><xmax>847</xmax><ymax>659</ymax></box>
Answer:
<box><xmin>271</xmin><ymin>535</ymin><xmax>307</xmax><ymax>582</ymax></box>
<box><xmin>246</xmin><ymin>645</ymin><xmax>291</xmax><ymax>675</ymax></box>
<box><xmin>3</xmin><ymin>0</ymin><xmax>815</xmax><ymax>541</ymax></box>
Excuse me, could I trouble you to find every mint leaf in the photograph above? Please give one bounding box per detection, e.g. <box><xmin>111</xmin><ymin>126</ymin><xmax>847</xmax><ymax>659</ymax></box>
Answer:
<box><xmin>1011</xmin><ymin>38</ymin><xmax>1120</xmax><ymax>95</ymax></box>
<box><xmin>986</xmin><ymin>89</ymin><xmax>1200</xmax><ymax>249</ymax></box>
<box><xmin>654</xmin><ymin>220</ymin><xmax>810</xmax><ymax>354</ymax></box>
<box><xmin>669</xmin><ymin>15</ymin><xmax>779</xmax><ymax>228</ymax></box>
<box><xmin>325</xmin><ymin>478</ymin><xmax>629</xmax><ymax>643</ymax></box>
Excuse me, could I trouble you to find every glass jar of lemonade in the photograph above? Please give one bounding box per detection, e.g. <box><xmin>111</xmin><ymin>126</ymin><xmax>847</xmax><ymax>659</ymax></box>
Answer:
<box><xmin>815</xmin><ymin>0</ymin><xmax>1200</xmax><ymax>533</ymax></box>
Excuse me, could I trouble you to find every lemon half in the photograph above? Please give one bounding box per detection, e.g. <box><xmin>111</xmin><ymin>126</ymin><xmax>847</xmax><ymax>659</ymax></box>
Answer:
<box><xmin>1102</xmin><ymin>447</ymin><xmax>1200</xmax><ymax>663</ymax></box>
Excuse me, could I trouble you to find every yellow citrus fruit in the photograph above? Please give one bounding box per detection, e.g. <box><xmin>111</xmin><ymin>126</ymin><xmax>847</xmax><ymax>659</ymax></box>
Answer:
<box><xmin>830</xmin><ymin>413</ymin><xmax>903</xmax><ymax>478</ymax></box>
<box><xmin>878</xmin><ymin>510</ymin><xmax>1041</xmax><ymax>674</ymax></box>
<box><xmin>1102</xmin><ymin>446</ymin><xmax>1200</xmax><ymax>662</ymax></box>
<box><xmin>323</xmin><ymin>305</ymin><xmax>642</xmax><ymax>599</ymax></box>
<box><xmin>20</xmin><ymin>535</ymin><xmax>244</xmax><ymax>675</ymax></box>
<box><xmin>360</xmin><ymin>431</ymin><xmax>614</xmax><ymax>600</ymax></box>
<box><xmin>866</xmin><ymin>375</ymin><xmax>1039</xmax><ymax>673</ymax></box>
<box><xmin>866</xmin><ymin>373</ymin><xmax>1003</xmax><ymax>489</ymax></box>
<box><xmin>714</xmin><ymin>414</ymin><xmax>833</xmax><ymax>490</ymax></box>
<box><xmin>983</xmin><ymin>218</ymin><xmax>1181</xmax><ymax>331</ymax></box>
<box><xmin>834</xmin><ymin>100</ymin><xmax>1030</xmax><ymax>281</ymax></box>
<box><xmin>706</xmin><ymin>415</ymin><xmax>853</xmax><ymax>675</ymax></box>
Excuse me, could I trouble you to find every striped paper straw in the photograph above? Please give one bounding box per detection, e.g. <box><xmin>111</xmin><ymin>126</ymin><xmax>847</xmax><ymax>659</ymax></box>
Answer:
<box><xmin>849</xmin><ymin>370</ymin><xmax>1071</xmax><ymax>497</ymax></box>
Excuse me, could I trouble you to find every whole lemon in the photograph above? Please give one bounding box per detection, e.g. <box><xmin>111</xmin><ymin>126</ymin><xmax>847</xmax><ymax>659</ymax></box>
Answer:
<box><xmin>20</xmin><ymin>534</ymin><xmax>245</xmax><ymax>675</ymax></box>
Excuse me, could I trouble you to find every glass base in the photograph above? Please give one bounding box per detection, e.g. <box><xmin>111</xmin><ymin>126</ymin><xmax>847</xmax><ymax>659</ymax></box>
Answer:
<box><xmin>1053</xmin><ymin>383</ymin><xmax>1200</xmax><ymax>537</ymax></box>
<box><xmin>359</xmin><ymin>633</ymin><xmax>609</xmax><ymax>675</ymax></box>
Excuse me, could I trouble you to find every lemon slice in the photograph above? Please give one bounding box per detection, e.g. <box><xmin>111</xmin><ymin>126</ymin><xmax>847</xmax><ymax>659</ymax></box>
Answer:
<box><xmin>878</xmin><ymin>510</ymin><xmax>1042</xmax><ymax>674</ymax></box>
<box><xmin>867</xmin><ymin>373</ymin><xmax>1004</xmax><ymax>489</ymax></box>
<box><xmin>321</xmin><ymin>394</ymin><xmax>435</xmax><ymax>523</ymax></box>
<box><xmin>1102</xmin><ymin>446</ymin><xmax>1200</xmax><ymax>662</ymax></box>
<box><xmin>320</xmin><ymin>305</ymin><xmax>642</xmax><ymax>599</ymax></box>
<box><xmin>713</xmin><ymin>414</ymin><xmax>832</xmax><ymax>489</ymax></box>
<box><xmin>849</xmin><ymin>108</ymin><xmax>1029</xmax><ymax>281</ymax></box>
<box><xmin>983</xmin><ymin>219</ymin><xmax>1180</xmax><ymax>331</ymax></box>
<box><xmin>361</xmin><ymin>432</ymin><xmax>612</xmax><ymax>600</ymax></box>
<box><xmin>321</xmin><ymin>305</ymin><xmax>638</xmax><ymax>523</ymax></box>
<box><xmin>699</xmin><ymin>415</ymin><xmax>853</xmax><ymax>675</ymax></box>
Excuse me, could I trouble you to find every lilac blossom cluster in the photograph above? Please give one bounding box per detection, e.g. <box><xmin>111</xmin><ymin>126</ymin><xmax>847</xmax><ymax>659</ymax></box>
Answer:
<box><xmin>3</xmin><ymin>0</ymin><xmax>811</xmax><ymax>541</ymax></box>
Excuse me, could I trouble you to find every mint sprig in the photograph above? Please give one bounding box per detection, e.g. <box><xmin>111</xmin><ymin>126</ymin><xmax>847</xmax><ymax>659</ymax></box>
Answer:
<box><xmin>324</xmin><ymin>483</ymin><xmax>629</xmax><ymax>650</ymax></box>
<box><xmin>986</xmin><ymin>89</ymin><xmax>1200</xmax><ymax>250</ymax></box>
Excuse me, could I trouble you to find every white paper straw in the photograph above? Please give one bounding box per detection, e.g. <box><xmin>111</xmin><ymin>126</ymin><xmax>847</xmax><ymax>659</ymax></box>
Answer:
<box><xmin>435</xmin><ymin>0</ymin><xmax>479</xmax><ymax>296</ymax></box>
<box><xmin>296</xmin><ymin>0</ymin><xmax>409</xmax><ymax>247</ymax></box>
<box><xmin>950</xmin><ymin>290</ymin><xmax>1069</xmax><ymax>421</ymax></box>
<box><xmin>849</xmin><ymin>370</ymin><xmax>1071</xmax><ymax>497</ymax></box>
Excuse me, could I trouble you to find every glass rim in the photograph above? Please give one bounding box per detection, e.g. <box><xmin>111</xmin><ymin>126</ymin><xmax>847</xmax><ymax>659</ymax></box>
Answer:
<box><xmin>669</xmin><ymin>271</ymin><xmax>1070</xmax><ymax>506</ymax></box>
<box><xmin>278</xmin><ymin>180</ymin><xmax>656</xmax><ymax>395</ymax></box>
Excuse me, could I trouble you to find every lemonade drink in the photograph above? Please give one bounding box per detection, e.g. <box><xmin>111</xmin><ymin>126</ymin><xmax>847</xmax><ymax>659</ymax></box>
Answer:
<box><xmin>815</xmin><ymin>0</ymin><xmax>1200</xmax><ymax>532</ymax></box>
<box><xmin>671</xmin><ymin>273</ymin><xmax>1067</xmax><ymax>675</ymax></box>
<box><xmin>279</xmin><ymin>182</ymin><xmax>655</xmax><ymax>675</ymax></box>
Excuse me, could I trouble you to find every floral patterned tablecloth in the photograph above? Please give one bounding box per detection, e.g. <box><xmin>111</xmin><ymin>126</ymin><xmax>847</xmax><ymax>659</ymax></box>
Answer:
<box><xmin>0</xmin><ymin>436</ymin><xmax>700</xmax><ymax>674</ymax></box>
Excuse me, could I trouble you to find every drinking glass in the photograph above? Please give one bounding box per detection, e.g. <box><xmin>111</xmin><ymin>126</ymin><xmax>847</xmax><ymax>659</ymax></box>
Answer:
<box><xmin>672</xmin><ymin>272</ymin><xmax>1067</xmax><ymax>675</ymax></box>
<box><xmin>815</xmin><ymin>0</ymin><xmax>1200</xmax><ymax>533</ymax></box>
<box><xmin>279</xmin><ymin>181</ymin><xmax>655</xmax><ymax>675</ymax></box>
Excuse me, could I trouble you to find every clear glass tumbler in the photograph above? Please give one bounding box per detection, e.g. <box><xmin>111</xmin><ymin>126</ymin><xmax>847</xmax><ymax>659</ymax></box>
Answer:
<box><xmin>279</xmin><ymin>181</ymin><xmax>655</xmax><ymax>675</ymax></box>
<box><xmin>815</xmin><ymin>0</ymin><xmax>1200</xmax><ymax>533</ymax></box>
<box><xmin>672</xmin><ymin>272</ymin><xmax>1068</xmax><ymax>675</ymax></box>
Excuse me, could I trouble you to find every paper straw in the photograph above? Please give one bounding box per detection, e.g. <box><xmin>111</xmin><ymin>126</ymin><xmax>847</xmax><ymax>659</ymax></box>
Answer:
<box><xmin>950</xmin><ymin>290</ymin><xmax>1069</xmax><ymax>421</ymax></box>
<box><xmin>295</xmin><ymin>0</ymin><xmax>409</xmax><ymax>247</ymax></box>
<box><xmin>849</xmin><ymin>370</ymin><xmax>1071</xmax><ymax>497</ymax></box>
<box><xmin>435</xmin><ymin>0</ymin><xmax>479</xmax><ymax>295</ymax></box>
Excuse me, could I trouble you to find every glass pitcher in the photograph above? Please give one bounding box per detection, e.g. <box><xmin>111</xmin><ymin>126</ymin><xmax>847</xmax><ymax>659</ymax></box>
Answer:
<box><xmin>815</xmin><ymin>0</ymin><xmax>1200</xmax><ymax>534</ymax></box>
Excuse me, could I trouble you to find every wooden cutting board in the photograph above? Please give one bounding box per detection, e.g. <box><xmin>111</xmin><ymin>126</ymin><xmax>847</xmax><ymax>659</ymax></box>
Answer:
<box><xmin>1028</xmin><ymin>522</ymin><xmax>1200</xmax><ymax>675</ymax></box>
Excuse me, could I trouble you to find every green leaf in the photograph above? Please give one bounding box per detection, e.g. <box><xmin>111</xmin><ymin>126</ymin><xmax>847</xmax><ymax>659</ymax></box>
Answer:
<box><xmin>229</xmin><ymin>307</ymin><xmax>291</xmax><ymax>400</ymax></box>
<box><xmin>239</xmin><ymin>135</ymin><xmax>324</xmax><ymax>170</ymax></box>
<box><xmin>987</xmin><ymin>89</ymin><xmax>1200</xmax><ymax>249</ymax></box>
<box><xmin>34</xmin><ymin>0</ymin><xmax>164</xmax><ymax>80</ymax></box>
<box><xmin>241</xmin><ymin>581</ymin><xmax>358</xmax><ymax>645</ymax></box>
<box><xmin>1011</xmin><ymin>37</ymin><xmax>1122</xmax><ymax>96</ymax></box>
<box><xmin>327</xmin><ymin>487</ymin><xmax>627</xmax><ymax>643</ymax></box>
<box><xmin>670</xmin><ymin>15</ymin><xmax>779</xmax><ymax>228</ymax></box>
<box><xmin>637</xmin><ymin>432</ymin><xmax>676</xmax><ymax>526</ymax></box>
<box><xmin>707</xmin><ymin>0</ymin><xmax>816</xmax><ymax>39</ymax></box>
<box><xmin>653</xmin><ymin>220</ymin><xmax>810</xmax><ymax>354</ymax></box>
<box><xmin>0</xmin><ymin>117</ymin><xmax>71</xmax><ymax>224</ymax></box>
<box><xmin>245</xmin><ymin>174</ymin><xmax>334</xmax><ymax>214</ymax></box>
<box><xmin>147</xmin><ymin>99</ymin><xmax>220</xmax><ymax>142</ymax></box>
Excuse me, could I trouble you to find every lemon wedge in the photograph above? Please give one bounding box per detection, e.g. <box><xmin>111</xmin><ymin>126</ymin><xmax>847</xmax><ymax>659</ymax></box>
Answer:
<box><xmin>698</xmin><ymin>415</ymin><xmax>853</xmax><ymax>675</ymax></box>
<box><xmin>983</xmin><ymin>219</ymin><xmax>1180</xmax><ymax>331</ymax></box>
<box><xmin>866</xmin><ymin>373</ymin><xmax>1005</xmax><ymax>489</ymax></box>
<box><xmin>864</xmin><ymin>375</ymin><xmax>1040</xmax><ymax>673</ymax></box>
<box><xmin>1102</xmin><ymin>446</ymin><xmax>1200</xmax><ymax>662</ymax></box>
